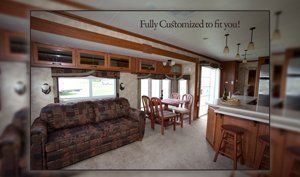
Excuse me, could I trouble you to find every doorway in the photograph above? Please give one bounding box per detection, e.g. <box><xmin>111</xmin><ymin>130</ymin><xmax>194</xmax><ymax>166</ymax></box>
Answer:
<box><xmin>199</xmin><ymin>66</ymin><xmax>220</xmax><ymax>117</ymax></box>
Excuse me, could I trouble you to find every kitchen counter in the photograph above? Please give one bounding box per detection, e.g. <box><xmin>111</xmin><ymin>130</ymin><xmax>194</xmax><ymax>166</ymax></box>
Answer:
<box><xmin>271</xmin><ymin>108</ymin><xmax>300</xmax><ymax>133</ymax></box>
<box><xmin>207</xmin><ymin>96</ymin><xmax>269</xmax><ymax>124</ymax></box>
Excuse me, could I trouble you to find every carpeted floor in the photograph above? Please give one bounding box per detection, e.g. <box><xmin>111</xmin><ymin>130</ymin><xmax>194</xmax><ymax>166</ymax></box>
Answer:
<box><xmin>65</xmin><ymin>116</ymin><xmax>250</xmax><ymax>170</ymax></box>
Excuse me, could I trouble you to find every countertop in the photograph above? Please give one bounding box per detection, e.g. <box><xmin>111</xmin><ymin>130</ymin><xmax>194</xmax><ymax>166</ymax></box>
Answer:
<box><xmin>207</xmin><ymin>95</ymin><xmax>269</xmax><ymax>124</ymax></box>
<box><xmin>271</xmin><ymin>108</ymin><xmax>300</xmax><ymax>133</ymax></box>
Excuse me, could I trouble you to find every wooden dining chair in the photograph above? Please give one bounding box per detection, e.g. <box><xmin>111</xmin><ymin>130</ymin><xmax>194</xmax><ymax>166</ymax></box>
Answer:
<box><xmin>171</xmin><ymin>92</ymin><xmax>180</xmax><ymax>99</ymax></box>
<box><xmin>177</xmin><ymin>94</ymin><xmax>194</xmax><ymax>126</ymax></box>
<box><xmin>142</xmin><ymin>95</ymin><xmax>154</xmax><ymax>129</ymax></box>
<box><xmin>150</xmin><ymin>97</ymin><xmax>177</xmax><ymax>135</ymax></box>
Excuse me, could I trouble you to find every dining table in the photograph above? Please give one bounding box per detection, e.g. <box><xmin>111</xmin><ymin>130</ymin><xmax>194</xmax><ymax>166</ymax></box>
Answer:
<box><xmin>161</xmin><ymin>98</ymin><xmax>186</xmax><ymax>109</ymax></box>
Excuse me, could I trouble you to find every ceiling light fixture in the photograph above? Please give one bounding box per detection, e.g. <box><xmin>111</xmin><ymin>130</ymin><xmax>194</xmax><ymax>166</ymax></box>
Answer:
<box><xmin>223</xmin><ymin>34</ymin><xmax>229</xmax><ymax>54</ymax></box>
<box><xmin>163</xmin><ymin>59</ymin><xmax>176</xmax><ymax>67</ymax></box>
<box><xmin>247</xmin><ymin>27</ymin><xmax>256</xmax><ymax>50</ymax></box>
<box><xmin>242</xmin><ymin>50</ymin><xmax>248</xmax><ymax>63</ymax></box>
<box><xmin>235</xmin><ymin>43</ymin><xmax>241</xmax><ymax>59</ymax></box>
<box><xmin>273</xmin><ymin>11</ymin><xmax>282</xmax><ymax>40</ymax></box>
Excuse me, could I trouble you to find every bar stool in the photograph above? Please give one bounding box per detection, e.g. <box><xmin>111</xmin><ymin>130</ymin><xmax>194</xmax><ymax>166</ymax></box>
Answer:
<box><xmin>255</xmin><ymin>135</ymin><xmax>270</xmax><ymax>169</ymax></box>
<box><xmin>214</xmin><ymin>124</ymin><xmax>245</xmax><ymax>170</ymax></box>
<box><xmin>285</xmin><ymin>146</ymin><xmax>300</xmax><ymax>177</ymax></box>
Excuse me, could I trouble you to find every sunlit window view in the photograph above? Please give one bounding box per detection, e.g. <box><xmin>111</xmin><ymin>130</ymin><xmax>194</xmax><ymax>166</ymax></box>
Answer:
<box><xmin>179</xmin><ymin>79</ymin><xmax>187</xmax><ymax>98</ymax></box>
<box><xmin>58</xmin><ymin>76</ymin><xmax>116</xmax><ymax>101</ymax></box>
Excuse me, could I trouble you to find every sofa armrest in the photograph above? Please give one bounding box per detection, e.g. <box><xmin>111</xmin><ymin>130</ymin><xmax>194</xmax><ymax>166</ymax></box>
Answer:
<box><xmin>129</xmin><ymin>108</ymin><xmax>146</xmax><ymax>140</ymax></box>
<box><xmin>0</xmin><ymin>125</ymin><xmax>22</xmax><ymax>176</ymax></box>
<box><xmin>30</xmin><ymin>118</ymin><xmax>47</xmax><ymax>170</ymax></box>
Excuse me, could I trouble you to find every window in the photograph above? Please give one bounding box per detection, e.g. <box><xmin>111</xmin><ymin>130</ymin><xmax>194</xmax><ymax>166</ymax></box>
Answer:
<box><xmin>140</xmin><ymin>79</ymin><xmax>171</xmax><ymax>108</ymax></box>
<box><xmin>162</xmin><ymin>79</ymin><xmax>171</xmax><ymax>99</ymax></box>
<box><xmin>179</xmin><ymin>79</ymin><xmax>187</xmax><ymax>98</ymax></box>
<box><xmin>151</xmin><ymin>79</ymin><xmax>160</xmax><ymax>98</ymax></box>
<box><xmin>58</xmin><ymin>76</ymin><xmax>116</xmax><ymax>102</ymax></box>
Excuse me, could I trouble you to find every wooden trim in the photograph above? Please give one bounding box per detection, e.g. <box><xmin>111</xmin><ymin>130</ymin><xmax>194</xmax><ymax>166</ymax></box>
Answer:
<box><xmin>51</xmin><ymin>0</ymin><xmax>97</xmax><ymax>10</ymax></box>
<box><xmin>52</xmin><ymin>11</ymin><xmax>220</xmax><ymax>63</ymax></box>
<box><xmin>0</xmin><ymin>0</ymin><xmax>38</xmax><ymax>18</ymax></box>
<box><xmin>193</xmin><ymin>62</ymin><xmax>199</xmax><ymax>119</ymax></box>
<box><xmin>31</xmin><ymin>17</ymin><xmax>197</xmax><ymax>63</ymax></box>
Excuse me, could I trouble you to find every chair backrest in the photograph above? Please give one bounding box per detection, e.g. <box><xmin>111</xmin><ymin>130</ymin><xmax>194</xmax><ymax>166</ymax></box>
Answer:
<box><xmin>142</xmin><ymin>95</ymin><xmax>152</xmax><ymax>115</ymax></box>
<box><xmin>182</xmin><ymin>94</ymin><xmax>193</xmax><ymax>110</ymax></box>
<box><xmin>171</xmin><ymin>92</ymin><xmax>180</xmax><ymax>99</ymax></box>
<box><xmin>150</xmin><ymin>97</ymin><xmax>164</xmax><ymax>119</ymax></box>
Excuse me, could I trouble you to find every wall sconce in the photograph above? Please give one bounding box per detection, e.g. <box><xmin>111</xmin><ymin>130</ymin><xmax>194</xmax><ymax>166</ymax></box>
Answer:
<box><xmin>120</xmin><ymin>83</ymin><xmax>125</xmax><ymax>91</ymax></box>
<box><xmin>41</xmin><ymin>83</ymin><xmax>51</xmax><ymax>94</ymax></box>
<box><xmin>14</xmin><ymin>81</ymin><xmax>26</xmax><ymax>95</ymax></box>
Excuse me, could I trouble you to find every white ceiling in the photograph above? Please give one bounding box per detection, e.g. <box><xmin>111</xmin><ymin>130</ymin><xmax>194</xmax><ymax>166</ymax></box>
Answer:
<box><xmin>69</xmin><ymin>11</ymin><xmax>269</xmax><ymax>61</ymax></box>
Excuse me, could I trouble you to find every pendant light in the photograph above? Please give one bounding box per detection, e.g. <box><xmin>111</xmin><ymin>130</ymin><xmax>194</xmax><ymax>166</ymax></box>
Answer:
<box><xmin>273</xmin><ymin>11</ymin><xmax>282</xmax><ymax>40</ymax></box>
<box><xmin>235</xmin><ymin>43</ymin><xmax>241</xmax><ymax>59</ymax></box>
<box><xmin>242</xmin><ymin>50</ymin><xmax>247</xmax><ymax>63</ymax></box>
<box><xmin>223</xmin><ymin>34</ymin><xmax>229</xmax><ymax>54</ymax></box>
<box><xmin>247</xmin><ymin>27</ymin><xmax>255</xmax><ymax>50</ymax></box>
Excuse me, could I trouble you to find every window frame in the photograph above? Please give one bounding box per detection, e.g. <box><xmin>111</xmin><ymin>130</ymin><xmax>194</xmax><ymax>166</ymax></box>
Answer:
<box><xmin>58</xmin><ymin>76</ymin><xmax>117</xmax><ymax>102</ymax></box>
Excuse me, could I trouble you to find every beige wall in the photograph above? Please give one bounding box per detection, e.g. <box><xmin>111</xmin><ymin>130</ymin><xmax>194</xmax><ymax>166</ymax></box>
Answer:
<box><xmin>119</xmin><ymin>72</ymin><xmax>138</xmax><ymax>109</ymax></box>
<box><xmin>0</xmin><ymin>62</ymin><xmax>29</xmax><ymax>133</ymax></box>
<box><xmin>182</xmin><ymin>63</ymin><xmax>196</xmax><ymax>117</ymax></box>
<box><xmin>30</xmin><ymin>67</ymin><xmax>54</xmax><ymax>123</ymax></box>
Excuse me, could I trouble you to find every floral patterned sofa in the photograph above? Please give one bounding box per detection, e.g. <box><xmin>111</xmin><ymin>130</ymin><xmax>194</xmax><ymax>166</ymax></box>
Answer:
<box><xmin>30</xmin><ymin>97</ymin><xmax>145</xmax><ymax>170</ymax></box>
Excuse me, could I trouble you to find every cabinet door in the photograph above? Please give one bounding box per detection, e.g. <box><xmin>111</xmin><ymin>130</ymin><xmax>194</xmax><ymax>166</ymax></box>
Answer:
<box><xmin>2</xmin><ymin>31</ymin><xmax>27</xmax><ymax>61</ymax></box>
<box><xmin>138</xmin><ymin>59</ymin><xmax>157</xmax><ymax>73</ymax></box>
<box><xmin>32</xmin><ymin>43</ymin><xmax>75</xmax><ymax>67</ymax></box>
<box><xmin>77</xmin><ymin>49</ymin><xmax>107</xmax><ymax>69</ymax></box>
<box><xmin>108</xmin><ymin>54</ymin><xmax>132</xmax><ymax>71</ymax></box>
<box><xmin>206</xmin><ymin>106</ymin><xmax>217</xmax><ymax>147</ymax></box>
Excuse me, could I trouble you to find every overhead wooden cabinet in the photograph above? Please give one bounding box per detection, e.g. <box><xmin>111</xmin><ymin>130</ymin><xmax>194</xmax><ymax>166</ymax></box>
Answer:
<box><xmin>137</xmin><ymin>58</ymin><xmax>157</xmax><ymax>73</ymax></box>
<box><xmin>107</xmin><ymin>53</ymin><xmax>134</xmax><ymax>72</ymax></box>
<box><xmin>32</xmin><ymin>43</ymin><xmax>76</xmax><ymax>68</ymax></box>
<box><xmin>76</xmin><ymin>49</ymin><xmax>107</xmax><ymax>70</ymax></box>
<box><xmin>0</xmin><ymin>30</ymin><xmax>27</xmax><ymax>61</ymax></box>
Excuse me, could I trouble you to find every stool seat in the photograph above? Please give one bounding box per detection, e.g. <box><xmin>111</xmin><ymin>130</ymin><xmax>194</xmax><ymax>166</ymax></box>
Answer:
<box><xmin>259</xmin><ymin>135</ymin><xmax>270</xmax><ymax>144</ymax></box>
<box><xmin>221</xmin><ymin>124</ymin><xmax>246</xmax><ymax>134</ymax></box>
<box><xmin>287</xmin><ymin>146</ymin><xmax>300</xmax><ymax>156</ymax></box>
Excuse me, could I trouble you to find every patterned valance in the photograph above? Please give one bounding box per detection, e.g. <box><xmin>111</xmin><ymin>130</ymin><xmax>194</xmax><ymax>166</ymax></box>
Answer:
<box><xmin>137</xmin><ymin>73</ymin><xmax>190</xmax><ymax>80</ymax></box>
<box><xmin>137</xmin><ymin>73</ymin><xmax>166</xmax><ymax>80</ymax></box>
<box><xmin>51</xmin><ymin>68</ymin><xmax>120</xmax><ymax>79</ymax></box>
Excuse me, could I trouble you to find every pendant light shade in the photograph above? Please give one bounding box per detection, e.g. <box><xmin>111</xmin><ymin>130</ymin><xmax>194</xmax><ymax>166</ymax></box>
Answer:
<box><xmin>235</xmin><ymin>43</ymin><xmax>241</xmax><ymax>59</ymax></box>
<box><xmin>247</xmin><ymin>27</ymin><xmax>255</xmax><ymax>50</ymax></box>
<box><xmin>272</xmin><ymin>11</ymin><xmax>282</xmax><ymax>40</ymax></box>
<box><xmin>223</xmin><ymin>34</ymin><xmax>229</xmax><ymax>54</ymax></box>
<box><xmin>242</xmin><ymin>50</ymin><xmax>248</xmax><ymax>63</ymax></box>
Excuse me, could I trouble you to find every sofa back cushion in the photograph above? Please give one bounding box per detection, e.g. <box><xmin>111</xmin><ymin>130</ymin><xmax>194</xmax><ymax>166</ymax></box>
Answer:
<box><xmin>93</xmin><ymin>97</ymin><xmax>130</xmax><ymax>123</ymax></box>
<box><xmin>40</xmin><ymin>101</ymin><xmax>95</xmax><ymax>132</ymax></box>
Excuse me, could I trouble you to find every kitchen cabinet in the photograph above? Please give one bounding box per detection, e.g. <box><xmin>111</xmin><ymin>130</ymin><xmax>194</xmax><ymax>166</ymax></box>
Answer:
<box><xmin>76</xmin><ymin>49</ymin><xmax>107</xmax><ymax>69</ymax></box>
<box><xmin>206</xmin><ymin>106</ymin><xmax>217</xmax><ymax>147</ymax></box>
<box><xmin>32</xmin><ymin>43</ymin><xmax>76</xmax><ymax>67</ymax></box>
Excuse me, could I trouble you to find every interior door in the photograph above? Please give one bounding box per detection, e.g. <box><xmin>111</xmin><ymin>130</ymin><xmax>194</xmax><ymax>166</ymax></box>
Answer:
<box><xmin>199</xmin><ymin>66</ymin><xmax>220</xmax><ymax>117</ymax></box>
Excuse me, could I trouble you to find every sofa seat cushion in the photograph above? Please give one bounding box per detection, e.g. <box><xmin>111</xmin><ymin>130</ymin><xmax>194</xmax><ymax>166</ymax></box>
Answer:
<box><xmin>45</xmin><ymin>117</ymin><xmax>139</xmax><ymax>154</ymax></box>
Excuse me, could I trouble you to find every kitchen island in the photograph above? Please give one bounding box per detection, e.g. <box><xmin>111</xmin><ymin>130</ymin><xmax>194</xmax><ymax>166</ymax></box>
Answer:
<box><xmin>206</xmin><ymin>96</ymin><xmax>270</xmax><ymax>168</ymax></box>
